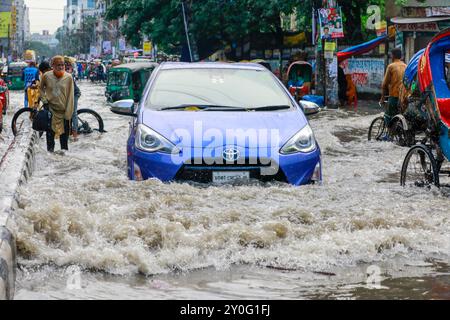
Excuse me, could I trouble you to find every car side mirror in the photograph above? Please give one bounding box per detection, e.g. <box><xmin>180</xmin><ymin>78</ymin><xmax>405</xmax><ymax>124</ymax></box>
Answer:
<box><xmin>299</xmin><ymin>100</ymin><xmax>320</xmax><ymax>116</ymax></box>
<box><xmin>110</xmin><ymin>99</ymin><xmax>137</xmax><ymax>117</ymax></box>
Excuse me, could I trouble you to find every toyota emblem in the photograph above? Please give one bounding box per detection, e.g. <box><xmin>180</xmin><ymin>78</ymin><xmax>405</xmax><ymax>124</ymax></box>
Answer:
<box><xmin>223</xmin><ymin>148</ymin><xmax>240</xmax><ymax>162</ymax></box>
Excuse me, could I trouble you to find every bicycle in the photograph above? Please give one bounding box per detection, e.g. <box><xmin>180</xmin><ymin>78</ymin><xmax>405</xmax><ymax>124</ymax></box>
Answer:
<box><xmin>368</xmin><ymin>96</ymin><xmax>414</xmax><ymax>147</ymax></box>
<box><xmin>11</xmin><ymin>104</ymin><xmax>105</xmax><ymax>137</ymax></box>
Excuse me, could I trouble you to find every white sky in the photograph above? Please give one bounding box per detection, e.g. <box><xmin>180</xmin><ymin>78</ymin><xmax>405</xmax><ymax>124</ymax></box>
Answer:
<box><xmin>25</xmin><ymin>0</ymin><xmax>66</xmax><ymax>34</ymax></box>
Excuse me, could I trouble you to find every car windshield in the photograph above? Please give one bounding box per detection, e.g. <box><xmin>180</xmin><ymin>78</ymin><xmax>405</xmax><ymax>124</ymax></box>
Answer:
<box><xmin>108</xmin><ymin>71</ymin><xmax>130</xmax><ymax>86</ymax></box>
<box><xmin>145</xmin><ymin>68</ymin><xmax>293</xmax><ymax>111</ymax></box>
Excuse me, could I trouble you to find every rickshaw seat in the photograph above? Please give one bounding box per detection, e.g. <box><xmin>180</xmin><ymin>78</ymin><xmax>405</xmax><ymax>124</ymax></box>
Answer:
<box><xmin>289</xmin><ymin>85</ymin><xmax>309</xmax><ymax>97</ymax></box>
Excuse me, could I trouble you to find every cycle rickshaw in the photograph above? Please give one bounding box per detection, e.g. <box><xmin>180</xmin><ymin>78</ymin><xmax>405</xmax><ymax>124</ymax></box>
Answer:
<box><xmin>368</xmin><ymin>48</ymin><xmax>427</xmax><ymax>146</ymax></box>
<box><xmin>400</xmin><ymin>28</ymin><xmax>450</xmax><ymax>188</ymax></box>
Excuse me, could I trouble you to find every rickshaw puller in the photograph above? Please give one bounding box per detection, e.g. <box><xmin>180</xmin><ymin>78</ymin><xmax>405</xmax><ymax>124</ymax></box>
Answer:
<box><xmin>381</xmin><ymin>48</ymin><xmax>407</xmax><ymax>125</ymax></box>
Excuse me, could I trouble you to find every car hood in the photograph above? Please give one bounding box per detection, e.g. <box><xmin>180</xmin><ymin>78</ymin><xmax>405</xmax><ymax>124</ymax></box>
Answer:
<box><xmin>141</xmin><ymin>109</ymin><xmax>308</xmax><ymax>148</ymax></box>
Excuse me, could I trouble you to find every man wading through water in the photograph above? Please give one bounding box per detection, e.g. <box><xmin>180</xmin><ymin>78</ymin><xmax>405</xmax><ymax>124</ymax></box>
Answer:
<box><xmin>39</xmin><ymin>55</ymin><xmax>74</xmax><ymax>154</ymax></box>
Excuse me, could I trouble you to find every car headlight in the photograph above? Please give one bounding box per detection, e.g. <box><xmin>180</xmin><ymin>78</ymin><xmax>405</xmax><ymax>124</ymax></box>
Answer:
<box><xmin>135</xmin><ymin>124</ymin><xmax>180</xmax><ymax>154</ymax></box>
<box><xmin>280</xmin><ymin>124</ymin><xmax>317</xmax><ymax>154</ymax></box>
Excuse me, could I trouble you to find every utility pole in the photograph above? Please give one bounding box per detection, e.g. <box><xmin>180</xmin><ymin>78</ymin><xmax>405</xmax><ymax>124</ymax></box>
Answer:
<box><xmin>7</xmin><ymin>24</ymin><xmax>10</xmax><ymax>63</ymax></box>
<box><xmin>181</xmin><ymin>1</ymin><xmax>193</xmax><ymax>62</ymax></box>
<box><xmin>317</xmin><ymin>0</ymin><xmax>340</xmax><ymax>109</ymax></box>
<box><xmin>81</xmin><ymin>5</ymin><xmax>84</xmax><ymax>55</ymax></box>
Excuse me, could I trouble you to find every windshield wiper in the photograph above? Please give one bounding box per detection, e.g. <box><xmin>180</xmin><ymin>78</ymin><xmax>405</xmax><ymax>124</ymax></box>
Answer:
<box><xmin>247</xmin><ymin>105</ymin><xmax>292</xmax><ymax>111</ymax></box>
<box><xmin>160</xmin><ymin>105</ymin><xmax>247</xmax><ymax>111</ymax></box>
<box><xmin>159</xmin><ymin>105</ymin><xmax>291</xmax><ymax>112</ymax></box>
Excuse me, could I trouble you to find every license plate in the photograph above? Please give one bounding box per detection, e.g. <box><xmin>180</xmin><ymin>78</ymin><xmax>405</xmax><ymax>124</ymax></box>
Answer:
<box><xmin>212</xmin><ymin>171</ymin><xmax>250</xmax><ymax>184</ymax></box>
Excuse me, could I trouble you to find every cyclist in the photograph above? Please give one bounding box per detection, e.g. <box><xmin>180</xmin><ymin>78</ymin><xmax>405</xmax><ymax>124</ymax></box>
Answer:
<box><xmin>381</xmin><ymin>48</ymin><xmax>407</xmax><ymax>126</ymax></box>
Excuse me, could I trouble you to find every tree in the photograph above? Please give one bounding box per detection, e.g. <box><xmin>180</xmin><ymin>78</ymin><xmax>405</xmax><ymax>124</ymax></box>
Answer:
<box><xmin>107</xmin><ymin>0</ymin><xmax>305</xmax><ymax>58</ymax></box>
<box><xmin>106</xmin><ymin>0</ymin><xmax>406</xmax><ymax>58</ymax></box>
<box><xmin>24</xmin><ymin>41</ymin><xmax>58</xmax><ymax>60</ymax></box>
<box><xmin>55</xmin><ymin>16</ymin><xmax>97</xmax><ymax>56</ymax></box>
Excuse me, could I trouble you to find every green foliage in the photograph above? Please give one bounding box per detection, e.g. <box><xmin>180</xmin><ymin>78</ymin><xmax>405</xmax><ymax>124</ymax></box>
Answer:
<box><xmin>55</xmin><ymin>16</ymin><xmax>97</xmax><ymax>56</ymax></box>
<box><xmin>24</xmin><ymin>41</ymin><xmax>58</xmax><ymax>59</ymax></box>
<box><xmin>107</xmin><ymin>0</ymin><xmax>303</xmax><ymax>54</ymax></box>
<box><xmin>106</xmin><ymin>0</ymin><xmax>399</xmax><ymax>55</ymax></box>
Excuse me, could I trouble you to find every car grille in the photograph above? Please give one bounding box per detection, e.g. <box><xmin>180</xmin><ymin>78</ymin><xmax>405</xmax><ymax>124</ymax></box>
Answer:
<box><xmin>175</xmin><ymin>158</ymin><xmax>287</xmax><ymax>184</ymax></box>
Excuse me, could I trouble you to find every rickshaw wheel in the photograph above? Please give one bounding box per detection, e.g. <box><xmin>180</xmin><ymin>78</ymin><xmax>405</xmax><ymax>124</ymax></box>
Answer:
<box><xmin>390</xmin><ymin>119</ymin><xmax>408</xmax><ymax>147</ymax></box>
<box><xmin>400</xmin><ymin>144</ymin><xmax>440</xmax><ymax>188</ymax></box>
<box><xmin>368</xmin><ymin>117</ymin><xmax>385</xmax><ymax>141</ymax></box>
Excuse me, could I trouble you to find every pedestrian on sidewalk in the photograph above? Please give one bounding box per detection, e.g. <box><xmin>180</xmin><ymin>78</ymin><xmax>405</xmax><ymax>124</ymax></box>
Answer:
<box><xmin>39</xmin><ymin>55</ymin><xmax>75</xmax><ymax>154</ymax></box>
<box><xmin>381</xmin><ymin>48</ymin><xmax>407</xmax><ymax>125</ymax></box>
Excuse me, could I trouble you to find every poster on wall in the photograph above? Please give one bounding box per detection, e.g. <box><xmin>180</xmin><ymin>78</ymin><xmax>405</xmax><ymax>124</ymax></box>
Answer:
<box><xmin>318</xmin><ymin>7</ymin><xmax>344</xmax><ymax>39</ymax></box>
<box><xmin>102</xmin><ymin>41</ymin><xmax>112</xmax><ymax>55</ymax></box>
<box><xmin>0</xmin><ymin>12</ymin><xmax>11</xmax><ymax>38</ymax></box>
<box><xmin>119</xmin><ymin>39</ymin><xmax>126</xmax><ymax>51</ymax></box>
<box><xmin>90</xmin><ymin>46</ymin><xmax>98</xmax><ymax>57</ymax></box>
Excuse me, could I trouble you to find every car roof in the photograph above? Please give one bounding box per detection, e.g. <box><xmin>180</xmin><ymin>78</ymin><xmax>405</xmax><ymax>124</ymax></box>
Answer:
<box><xmin>112</xmin><ymin>62</ymin><xmax>159</xmax><ymax>71</ymax></box>
<box><xmin>159</xmin><ymin>62</ymin><xmax>267</xmax><ymax>71</ymax></box>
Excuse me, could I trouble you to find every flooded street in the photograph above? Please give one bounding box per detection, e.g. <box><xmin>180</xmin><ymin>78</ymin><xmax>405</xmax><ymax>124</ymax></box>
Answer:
<box><xmin>6</xmin><ymin>82</ymin><xmax>449</xmax><ymax>299</ymax></box>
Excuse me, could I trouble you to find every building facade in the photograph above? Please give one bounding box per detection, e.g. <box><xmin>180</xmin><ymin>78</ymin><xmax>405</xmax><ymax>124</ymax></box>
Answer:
<box><xmin>63</xmin><ymin>0</ymin><xmax>96</xmax><ymax>32</ymax></box>
<box><xmin>61</xmin><ymin>0</ymin><xmax>126</xmax><ymax>57</ymax></box>
<box><xmin>391</xmin><ymin>0</ymin><xmax>450</xmax><ymax>62</ymax></box>
<box><xmin>0</xmin><ymin>0</ymin><xmax>30</xmax><ymax>60</ymax></box>
<box><xmin>31</xmin><ymin>30</ymin><xmax>59</xmax><ymax>49</ymax></box>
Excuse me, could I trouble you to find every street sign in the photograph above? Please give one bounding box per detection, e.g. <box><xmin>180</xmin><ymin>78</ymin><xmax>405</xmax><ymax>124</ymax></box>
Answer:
<box><xmin>143</xmin><ymin>41</ymin><xmax>152</xmax><ymax>55</ymax></box>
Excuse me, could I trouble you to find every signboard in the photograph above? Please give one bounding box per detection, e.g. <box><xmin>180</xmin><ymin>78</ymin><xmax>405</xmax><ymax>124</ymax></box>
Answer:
<box><xmin>396</xmin><ymin>22</ymin><xmax>440</xmax><ymax>32</ymax></box>
<box><xmin>118</xmin><ymin>38</ymin><xmax>126</xmax><ymax>51</ymax></box>
<box><xmin>395</xmin><ymin>29</ymin><xmax>403</xmax><ymax>49</ymax></box>
<box><xmin>426</xmin><ymin>7</ymin><xmax>450</xmax><ymax>17</ymax></box>
<box><xmin>102</xmin><ymin>41</ymin><xmax>112</xmax><ymax>54</ymax></box>
<box><xmin>273</xmin><ymin>49</ymin><xmax>281</xmax><ymax>59</ymax></box>
<box><xmin>11</xmin><ymin>5</ymin><xmax>16</xmax><ymax>34</ymax></box>
<box><xmin>283</xmin><ymin>32</ymin><xmax>306</xmax><ymax>46</ymax></box>
<box><xmin>143</xmin><ymin>41</ymin><xmax>152</xmax><ymax>55</ymax></box>
<box><xmin>90</xmin><ymin>46</ymin><xmax>98</xmax><ymax>57</ymax></box>
<box><xmin>0</xmin><ymin>11</ymin><xmax>11</xmax><ymax>38</ymax></box>
<box><xmin>376</xmin><ymin>21</ymin><xmax>387</xmax><ymax>37</ymax></box>
<box><xmin>342</xmin><ymin>58</ymin><xmax>385</xmax><ymax>94</ymax></box>
<box><xmin>324</xmin><ymin>41</ymin><xmax>336</xmax><ymax>52</ymax></box>
<box><xmin>318</xmin><ymin>7</ymin><xmax>344</xmax><ymax>39</ymax></box>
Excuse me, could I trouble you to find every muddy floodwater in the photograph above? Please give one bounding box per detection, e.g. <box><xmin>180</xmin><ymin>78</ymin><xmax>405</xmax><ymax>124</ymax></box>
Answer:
<box><xmin>4</xmin><ymin>83</ymin><xmax>449</xmax><ymax>299</ymax></box>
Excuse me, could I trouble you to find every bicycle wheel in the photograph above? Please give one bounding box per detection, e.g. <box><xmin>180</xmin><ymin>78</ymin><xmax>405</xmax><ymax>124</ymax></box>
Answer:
<box><xmin>11</xmin><ymin>108</ymin><xmax>35</xmax><ymax>137</ymax></box>
<box><xmin>391</xmin><ymin>119</ymin><xmax>408</xmax><ymax>147</ymax></box>
<box><xmin>368</xmin><ymin>116</ymin><xmax>385</xmax><ymax>141</ymax></box>
<box><xmin>77</xmin><ymin>109</ymin><xmax>105</xmax><ymax>135</ymax></box>
<box><xmin>400</xmin><ymin>144</ymin><xmax>439</xmax><ymax>188</ymax></box>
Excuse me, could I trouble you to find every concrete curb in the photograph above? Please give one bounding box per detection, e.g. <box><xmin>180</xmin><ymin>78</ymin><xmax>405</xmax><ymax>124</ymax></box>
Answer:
<box><xmin>0</xmin><ymin>131</ymin><xmax>38</xmax><ymax>300</ymax></box>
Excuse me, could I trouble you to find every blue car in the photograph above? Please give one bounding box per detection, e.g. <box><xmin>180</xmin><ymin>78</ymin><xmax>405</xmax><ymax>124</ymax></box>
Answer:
<box><xmin>111</xmin><ymin>62</ymin><xmax>322</xmax><ymax>186</ymax></box>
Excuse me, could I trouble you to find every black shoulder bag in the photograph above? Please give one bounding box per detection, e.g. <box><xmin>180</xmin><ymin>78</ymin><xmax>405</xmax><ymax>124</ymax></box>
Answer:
<box><xmin>32</xmin><ymin>105</ymin><xmax>52</xmax><ymax>132</ymax></box>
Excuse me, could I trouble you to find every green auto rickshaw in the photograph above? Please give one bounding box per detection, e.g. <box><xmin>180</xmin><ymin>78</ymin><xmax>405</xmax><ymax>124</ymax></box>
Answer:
<box><xmin>106</xmin><ymin>62</ymin><xmax>159</xmax><ymax>103</ymax></box>
<box><xmin>7</xmin><ymin>62</ymin><xmax>28</xmax><ymax>91</ymax></box>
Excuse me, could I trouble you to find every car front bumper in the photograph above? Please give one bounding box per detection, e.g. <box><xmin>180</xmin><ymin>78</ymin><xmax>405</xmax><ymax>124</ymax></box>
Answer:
<box><xmin>128</xmin><ymin>145</ymin><xmax>322</xmax><ymax>186</ymax></box>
